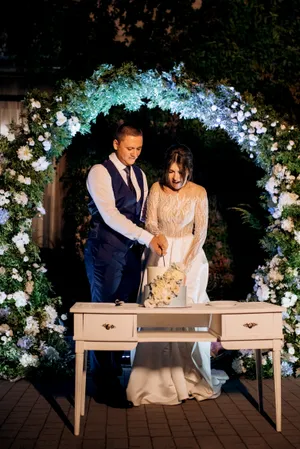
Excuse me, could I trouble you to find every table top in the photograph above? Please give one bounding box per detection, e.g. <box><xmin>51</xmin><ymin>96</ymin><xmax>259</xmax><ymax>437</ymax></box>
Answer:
<box><xmin>70</xmin><ymin>301</ymin><xmax>284</xmax><ymax>315</ymax></box>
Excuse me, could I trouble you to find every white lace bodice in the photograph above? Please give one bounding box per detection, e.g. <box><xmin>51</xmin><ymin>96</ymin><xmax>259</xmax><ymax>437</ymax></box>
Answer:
<box><xmin>146</xmin><ymin>181</ymin><xmax>208</xmax><ymax>270</ymax></box>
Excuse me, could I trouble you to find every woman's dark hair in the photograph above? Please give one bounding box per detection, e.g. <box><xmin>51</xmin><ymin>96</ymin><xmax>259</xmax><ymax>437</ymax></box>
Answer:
<box><xmin>159</xmin><ymin>144</ymin><xmax>193</xmax><ymax>188</ymax></box>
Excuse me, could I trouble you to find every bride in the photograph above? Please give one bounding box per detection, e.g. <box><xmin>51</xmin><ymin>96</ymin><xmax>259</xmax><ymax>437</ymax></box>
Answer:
<box><xmin>126</xmin><ymin>144</ymin><xmax>229</xmax><ymax>405</ymax></box>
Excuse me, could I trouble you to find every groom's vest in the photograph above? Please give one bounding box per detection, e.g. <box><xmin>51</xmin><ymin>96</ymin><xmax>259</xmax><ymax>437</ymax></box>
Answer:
<box><xmin>87</xmin><ymin>159</ymin><xmax>144</xmax><ymax>251</ymax></box>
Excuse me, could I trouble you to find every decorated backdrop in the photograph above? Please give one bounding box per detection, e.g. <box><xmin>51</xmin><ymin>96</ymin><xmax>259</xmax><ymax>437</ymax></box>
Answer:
<box><xmin>0</xmin><ymin>63</ymin><xmax>299</xmax><ymax>380</ymax></box>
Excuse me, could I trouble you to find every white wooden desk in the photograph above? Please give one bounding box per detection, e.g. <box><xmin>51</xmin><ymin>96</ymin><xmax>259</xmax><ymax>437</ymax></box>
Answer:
<box><xmin>70</xmin><ymin>301</ymin><xmax>284</xmax><ymax>436</ymax></box>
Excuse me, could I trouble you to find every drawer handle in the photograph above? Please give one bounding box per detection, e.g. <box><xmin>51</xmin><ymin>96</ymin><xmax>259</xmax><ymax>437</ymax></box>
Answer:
<box><xmin>102</xmin><ymin>323</ymin><xmax>116</xmax><ymax>330</ymax></box>
<box><xmin>243</xmin><ymin>322</ymin><xmax>258</xmax><ymax>329</ymax></box>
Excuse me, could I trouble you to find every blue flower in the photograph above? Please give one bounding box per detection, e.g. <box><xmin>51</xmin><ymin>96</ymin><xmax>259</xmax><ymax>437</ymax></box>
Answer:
<box><xmin>17</xmin><ymin>336</ymin><xmax>34</xmax><ymax>349</ymax></box>
<box><xmin>0</xmin><ymin>208</ymin><xmax>9</xmax><ymax>225</ymax></box>
<box><xmin>281</xmin><ymin>361</ymin><xmax>293</xmax><ymax>377</ymax></box>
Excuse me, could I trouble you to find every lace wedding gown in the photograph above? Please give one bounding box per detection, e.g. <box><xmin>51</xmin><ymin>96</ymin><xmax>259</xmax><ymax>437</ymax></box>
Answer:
<box><xmin>126</xmin><ymin>182</ymin><xmax>229</xmax><ymax>405</ymax></box>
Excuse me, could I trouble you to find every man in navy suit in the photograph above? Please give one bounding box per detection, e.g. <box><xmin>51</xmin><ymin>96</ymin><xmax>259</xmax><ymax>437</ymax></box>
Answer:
<box><xmin>85</xmin><ymin>123</ymin><xmax>167</xmax><ymax>407</ymax></box>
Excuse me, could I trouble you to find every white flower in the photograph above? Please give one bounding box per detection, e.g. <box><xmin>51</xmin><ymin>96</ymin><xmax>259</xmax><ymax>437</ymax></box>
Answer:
<box><xmin>288</xmin><ymin>346</ymin><xmax>295</xmax><ymax>355</ymax></box>
<box><xmin>237</xmin><ymin>111</ymin><xmax>244</xmax><ymax>122</ymax></box>
<box><xmin>55</xmin><ymin>96</ymin><xmax>62</xmax><ymax>102</ymax></box>
<box><xmin>144</xmin><ymin>264</ymin><xmax>184</xmax><ymax>308</ymax></box>
<box><xmin>38</xmin><ymin>135</ymin><xmax>44</xmax><ymax>142</ymax></box>
<box><xmin>276</xmin><ymin>192</ymin><xmax>300</xmax><ymax>218</ymax></box>
<box><xmin>281</xmin><ymin>218</ymin><xmax>294</xmax><ymax>232</ymax></box>
<box><xmin>13</xmin><ymin>291</ymin><xmax>29</xmax><ymax>307</ymax></box>
<box><xmin>25</xmin><ymin>316</ymin><xmax>39</xmax><ymax>336</ymax></box>
<box><xmin>265</xmin><ymin>176</ymin><xmax>279</xmax><ymax>197</ymax></box>
<box><xmin>61</xmin><ymin>314</ymin><xmax>67</xmax><ymax>321</ymax></box>
<box><xmin>256</xmin><ymin>284</ymin><xmax>270</xmax><ymax>302</ymax></box>
<box><xmin>14</xmin><ymin>192</ymin><xmax>28</xmax><ymax>206</ymax></box>
<box><xmin>7</xmin><ymin>133</ymin><xmax>15</xmax><ymax>142</ymax></box>
<box><xmin>44</xmin><ymin>305</ymin><xmax>58</xmax><ymax>324</ymax></box>
<box><xmin>281</xmin><ymin>292</ymin><xmax>298</xmax><ymax>308</ymax></box>
<box><xmin>232</xmin><ymin>358</ymin><xmax>246</xmax><ymax>374</ymax></box>
<box><xmin>36</xmin><ymin>202</ymin><xmax>46</xmax><ymax>215</ymax></box>
<box><xmin>27</xmin><ymin>138</ymin><xmax>35</xmax><ymax>146</ymax></box>
<box><xmin>56</xmin><ymin>111</ymin><xmax>67</xmax><ymax>126</ymax></box>
<box><xmin>289</xmin><ymin>141</ymin><xmax>295</xmax><ymax>146</ymax></box>
<box><xmin>211</xmin><ymin>105</ymin><xmax>217</xmax><ymax>111</ymax></box>
<box><xmin>17</xmin><ymin>145</ymin><xmax>33</xmax><ymax>161</ymax></box>
<box><xmin>6</xmin><ymin>169</ymin><xmax>16</xmax><ymax>177</ymax></box>
<box><xmin>30</xmin><ymin>99</ymin><xmax>41</xmax><ymax>109</ymax></box>
<box><xmin>12</xmin><ymin>271</ymin><xmax>23</xmax><ymax>282</ymax></box>
<box><xmin>294</xmin><ymin>230</ymin><xmax>300</xmax><ymax>244</ymax></box>
<box><xmin>251</xmin><ymin>108</ymin><xmax>257</xmax><ymax>114</ymax></box>
<box><xmin>271</xmin><ymin>142</ymin><xmax>278</xmax><ymax>152</ymax></box>
<box><xmin>0</xmin><ymin>245</ymin><xmax>9</xmax><ymax>255</ymax></box>
<box><xmin>23</xmin><ymin>256</ymin><xmax>29</xmax><ymax>262</ymax></box>
<box><xmin>17</xmin><ymin>175</ymin><xmax>31</xmax><ymax>185</ymax></box>
<box><xmin>20</xmin><ymin>353</ymin><xmax>39</xmax><ymax>368</ymax></box>
<box><xmin>271</xmin><ymin>121</ymin><xmax>277</xmax><ymax>127</ymax></box>
<box><xmin>12</xmin><ymin>232</ymin><xmax>30</xmax><ymax>254</ymax></box>
<box><xmin>0</xmin><ymin>190</ymin><xmax>10</xmax><ymax>206</ymax></box>
<box><xmin>68</xmin><ymin>116</ymin><xmax>81</xmax><ymax>136</ymax></box>
<box><xmin>31</xmin><ymin>156</ymin><xmax>51</xmax><ymax>172</ymax></box>
<box><xmin>0</xmin><ymin>292</ymin><xmax>7</xmax><ymax>304</ymax></box>
<box><xmin>42</xmin><ymin>140</ymin><xmax>51</xmax><ymax>152</ymax></box>
<box><xmin>32</xmin><ymin>114</ymin><xmax>40</xmax><ymax>122</ymax></box>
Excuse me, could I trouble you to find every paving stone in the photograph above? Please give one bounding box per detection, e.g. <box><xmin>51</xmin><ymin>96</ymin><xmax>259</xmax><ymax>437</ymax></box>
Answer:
<box><xmin>196</xmin><ymin>436</ymin><xmax>225</xmax><ymax>449</ymax></box>
<box><xmin>0</xmin><ymin>377</ymin><xmax>299</xmax><ymax>449</ymax></box>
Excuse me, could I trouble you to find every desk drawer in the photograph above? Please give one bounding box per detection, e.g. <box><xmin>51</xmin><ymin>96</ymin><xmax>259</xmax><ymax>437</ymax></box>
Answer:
<box><xmin>222</xmin><ymin>313</ymin><xmax>282</xmax><ymax>340</ymax></box>
<box><xmin>83</xmin><ymin>314</ymin><xmax>136</xmax><ymax>341</ymax></box>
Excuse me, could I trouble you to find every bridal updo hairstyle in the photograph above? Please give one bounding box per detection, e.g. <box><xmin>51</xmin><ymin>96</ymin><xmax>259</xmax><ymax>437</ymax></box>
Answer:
<box><xmin>160</xmin><ymin>143</ymin><xmax>193</xmax><ymax>188</ymax></box>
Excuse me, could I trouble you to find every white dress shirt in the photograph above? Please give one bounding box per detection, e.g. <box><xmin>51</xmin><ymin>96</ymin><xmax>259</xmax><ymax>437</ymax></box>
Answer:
<box><xmin>86</xmin><ymin>152</ymin><xmax>153</xmax><ymax>247</ymax></box>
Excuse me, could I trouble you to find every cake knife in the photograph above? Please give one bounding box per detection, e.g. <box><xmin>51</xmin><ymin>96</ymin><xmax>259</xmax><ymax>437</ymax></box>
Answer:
<box><xmin>161</xmin><ymin>249</ymin><xmax>166</xmax><ymax>267</ymax></box>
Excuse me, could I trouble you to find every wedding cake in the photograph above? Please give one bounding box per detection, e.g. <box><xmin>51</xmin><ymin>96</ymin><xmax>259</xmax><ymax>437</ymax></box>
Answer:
<box><xmin>143</xmin><ymin>264</ymin><xmax>187</xmax><ymax>308</ymax></box>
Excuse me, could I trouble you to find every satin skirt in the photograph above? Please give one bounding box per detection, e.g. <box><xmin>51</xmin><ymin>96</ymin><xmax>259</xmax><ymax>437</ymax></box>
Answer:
<box><xmin>126</xmin><ymin>234</ymin><xmax>229</xmax><ymax>405</ymax></box>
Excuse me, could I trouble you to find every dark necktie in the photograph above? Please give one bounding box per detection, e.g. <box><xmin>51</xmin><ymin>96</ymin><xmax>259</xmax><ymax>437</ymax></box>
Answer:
<box><xmin>124</xmin><ymin>166</ymin><xmax>135</xmax><ymax>194</ymax></box>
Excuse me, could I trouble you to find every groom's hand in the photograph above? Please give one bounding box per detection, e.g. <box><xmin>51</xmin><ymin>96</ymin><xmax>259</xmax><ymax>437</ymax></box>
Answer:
<box><xmin>157</xmin><ymin>234</ymin><xmax>168</xmax><ymax>253</ymax></box>
<box><xmin>150</xmin><ymin>234</ymin><xmax>168</xmax><ymax>256</ymax></box>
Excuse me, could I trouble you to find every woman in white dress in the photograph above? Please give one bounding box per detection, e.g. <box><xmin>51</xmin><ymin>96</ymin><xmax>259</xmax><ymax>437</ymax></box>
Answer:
<box><xmin>126</xmin><ymin>144</ymin><xmax>228</xmax><ymax>405</ymax></box>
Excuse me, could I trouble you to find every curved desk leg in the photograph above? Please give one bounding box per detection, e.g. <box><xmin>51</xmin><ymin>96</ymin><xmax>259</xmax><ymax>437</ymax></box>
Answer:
<box><xmin>273</xmin><ymin>342</ymin><xmax>282</xmax><ymax>432</ymax></box>
<box><xmin>74</xmin><ymin>342</ymin><xmax>84</xmax><ymax>436</ymax></box>
<box><xmin>81</xmin><ymin>350</ymin><xmax>88</xmax><ymax>416</ymax></box>
<box><xmin>255</xmin><ymin>349</ymin><xmax>263</xmax><ymax>413</ymax></box>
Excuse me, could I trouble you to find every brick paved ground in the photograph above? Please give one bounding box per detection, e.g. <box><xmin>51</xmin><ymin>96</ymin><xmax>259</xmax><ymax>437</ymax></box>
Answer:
<box><xmin>1</xmin><ymin>369</ymin><xmax>300</xmax><ymax>449</ymax></box>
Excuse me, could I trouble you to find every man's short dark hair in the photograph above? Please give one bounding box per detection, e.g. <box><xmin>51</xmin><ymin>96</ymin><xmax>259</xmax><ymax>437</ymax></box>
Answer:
<box><xmin>115</xmin><ymin>123</ymin><xmax>143</xmax><ymax>142</ymax></box>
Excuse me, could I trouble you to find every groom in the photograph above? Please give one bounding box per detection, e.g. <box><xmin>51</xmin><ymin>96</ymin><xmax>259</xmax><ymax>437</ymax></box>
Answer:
<box><xmin>84</xmin><ymin>123</ymin><xmax>167</xmax><ymax>407</ymax></box>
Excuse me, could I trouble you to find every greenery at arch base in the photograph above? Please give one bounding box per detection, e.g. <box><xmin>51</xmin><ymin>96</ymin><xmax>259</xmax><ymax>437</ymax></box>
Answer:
<box><xmin>0</xmin><ymin>63</ymin><xmax>299</xmax><ymax>381</ymax></box>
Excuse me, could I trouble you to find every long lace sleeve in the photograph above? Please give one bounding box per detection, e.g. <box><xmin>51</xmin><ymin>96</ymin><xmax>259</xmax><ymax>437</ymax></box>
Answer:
<box><xmin>145</xmin><ymin>182</ymin><xmax>161</xmax><ymax>236</ymax></box>
<box><xmin>183</xmin><ymin>187</ymin><xmax>208</xmax><ymax>271</ymax></box>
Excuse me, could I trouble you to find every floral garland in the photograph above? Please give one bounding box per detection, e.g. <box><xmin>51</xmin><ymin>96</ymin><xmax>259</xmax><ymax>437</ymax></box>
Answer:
<box><xmin>144</xmin><ymin>263</ymin><xmax>185</xmax><ymax>308</ymax></box>
<box><xmin>0</xmin><ymin>62</ymin><xmax>299</xmax><ymax>380</ymax></box>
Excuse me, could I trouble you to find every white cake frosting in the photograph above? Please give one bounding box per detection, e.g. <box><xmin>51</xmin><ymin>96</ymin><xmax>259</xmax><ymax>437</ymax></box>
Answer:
<box><xmin>144</xmin><ymin>266</ymin><xmax>187</xmax><ymax>307</ymax></box>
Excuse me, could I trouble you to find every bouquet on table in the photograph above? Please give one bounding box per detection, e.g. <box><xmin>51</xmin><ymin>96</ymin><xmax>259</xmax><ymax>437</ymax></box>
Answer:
<box><xmin>144</xmin><ymin>263</ymin><xmax>185</xmax><ymax>308</ymax></box>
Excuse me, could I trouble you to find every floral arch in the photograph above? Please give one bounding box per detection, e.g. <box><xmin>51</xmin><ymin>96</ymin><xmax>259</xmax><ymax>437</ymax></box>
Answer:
<box><xmin>0</xmin><ymin>63</ymin><xmax>299</xmax><ymax>380</ymax></box>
